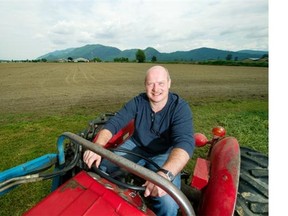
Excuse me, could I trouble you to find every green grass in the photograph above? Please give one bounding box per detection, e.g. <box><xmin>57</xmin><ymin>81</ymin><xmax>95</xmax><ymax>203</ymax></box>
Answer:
<box><xmin>192</xmin><ymin>99</ymin><xmax>268</xmax><ymax>153</ymax></box>
<box><xmin>0</xmin><ymin>98</ymin><xmax>268</xmax><ymax>215</ymax></box>
<box><xmin>185</xmin><ymin>99</ymin><xmax>268</xmax><ymax>173</ymax></box>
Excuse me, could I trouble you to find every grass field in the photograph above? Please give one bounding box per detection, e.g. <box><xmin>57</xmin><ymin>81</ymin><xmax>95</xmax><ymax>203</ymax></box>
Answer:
<box><xmin>0</xmin><ymin>62</ymin><xmax>268</xmax><ymax>215</ymax></box>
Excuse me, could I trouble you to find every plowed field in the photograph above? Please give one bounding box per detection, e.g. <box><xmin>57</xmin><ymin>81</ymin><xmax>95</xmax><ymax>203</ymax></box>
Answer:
<box><xmin>0</xmin><ymin>63</ymin><xmax>268</xmax><ymax>114</ymax></box>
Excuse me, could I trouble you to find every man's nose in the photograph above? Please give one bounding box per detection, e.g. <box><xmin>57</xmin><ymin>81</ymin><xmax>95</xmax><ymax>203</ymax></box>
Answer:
<box><xmin>153</xmin><ymin>83</ymin><xmax>159</xmax><ymax>91</ymax></box>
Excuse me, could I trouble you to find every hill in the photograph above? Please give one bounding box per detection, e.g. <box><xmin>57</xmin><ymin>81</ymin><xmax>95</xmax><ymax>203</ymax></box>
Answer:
<box><xmin>37</xmin><ymin>44</ymin><xmax>268</xmax><ymax>62</ymax></box>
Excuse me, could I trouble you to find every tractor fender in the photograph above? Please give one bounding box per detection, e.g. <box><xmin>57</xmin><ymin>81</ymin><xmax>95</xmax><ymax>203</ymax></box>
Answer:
<box><xmin>198</xmin><ymin>137</ymin><xmax>240</xmax><ymax>216</ymax></box>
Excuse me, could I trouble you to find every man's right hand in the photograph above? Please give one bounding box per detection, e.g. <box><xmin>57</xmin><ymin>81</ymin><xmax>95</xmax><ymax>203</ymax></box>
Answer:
<box><xmin>83</xmin><ymin>150</ymin><xmax>102</xmax><ymax>169</ymax></box>
<box><xmin>83</xmin><ymin>129</ymin><xmax>112</xmax><ymax>168</ymax></box>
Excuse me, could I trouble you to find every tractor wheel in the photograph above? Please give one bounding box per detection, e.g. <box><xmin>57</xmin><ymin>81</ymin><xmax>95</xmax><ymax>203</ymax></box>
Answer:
<box><xmin>234</xmin><ymin>147</ymin><xmax>268</xmax><ymax>216</ymax></box>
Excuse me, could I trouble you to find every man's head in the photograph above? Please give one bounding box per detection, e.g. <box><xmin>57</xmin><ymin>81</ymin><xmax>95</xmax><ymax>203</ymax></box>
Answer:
<box><xmin>145</xmin><ymin>65</ymin><xmax>171</xmax><ymax>105</ymax></box>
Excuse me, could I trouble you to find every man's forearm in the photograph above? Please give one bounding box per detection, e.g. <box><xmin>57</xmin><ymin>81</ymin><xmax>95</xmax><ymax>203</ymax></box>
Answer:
<box><xmin>95</xmin><ymin>129</ymin><xmax>113</xmax><ymax>147</ymax></box>
<box><xmin>161</xmin><ymin>148</ymin><xmax>190</xmax><ymax>176</ymax></box>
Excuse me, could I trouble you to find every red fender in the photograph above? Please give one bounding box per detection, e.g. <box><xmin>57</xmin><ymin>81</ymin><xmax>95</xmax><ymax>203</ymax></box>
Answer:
<box><xmin>198</xmin><ymin>137</ymin><xmax>240</xmax><ymax>216</ymax></box>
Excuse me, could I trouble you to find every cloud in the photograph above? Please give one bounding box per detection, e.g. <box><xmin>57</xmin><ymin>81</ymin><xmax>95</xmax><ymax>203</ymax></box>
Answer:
<box><xmin>0</xmin><ymin>0</ymin><xmax>268</xmax><ymax>59</ymax></box>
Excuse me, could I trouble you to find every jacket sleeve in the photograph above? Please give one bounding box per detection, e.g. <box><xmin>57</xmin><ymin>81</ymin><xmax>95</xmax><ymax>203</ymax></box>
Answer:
<box><xmin>103</xmin><ymin>97</ymin><xmax>137</xmax><ymax>135</ymax></box>
<box><xmin>170</xmin><ymin>101</ymin><xmax>195</xmax><ymax>158</ymax></box>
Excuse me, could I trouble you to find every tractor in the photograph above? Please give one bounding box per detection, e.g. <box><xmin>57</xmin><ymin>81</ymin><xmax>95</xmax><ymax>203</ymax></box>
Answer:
<box><xmin>0</xmin><ymin>113</ymin><xmax>268</xmax><ymax>215</ymax></box>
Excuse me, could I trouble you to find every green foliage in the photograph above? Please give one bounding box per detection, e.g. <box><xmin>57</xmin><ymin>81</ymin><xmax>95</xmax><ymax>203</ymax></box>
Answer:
<box><xmin>136</xmin><ymin>49</ymin><xmax>146</xmax><ymax>63</ymax></box>
<box><xmin>36</xmin><ymin>44</ymin><xmax>267</xmax><ymax>62</ymax></box>
<box><xmin>151</xmin><ymin>55</ymin><xmax>157</xmax><ymax>62</ymax></box>
<box><xmin>262</xmin><ymin>54</ymin><xmax>268</xmax><ymax>58</ymax></box>
<box><xmin>92</xmin><ymin>57</ymin><xmax>102</xmax><ymax>62</ymax></box>
<box><xmin>114</xmin><ymin>57</ymin><xmax>129</xmax><ymax>62</ymax></box>
<box><xmin>198</xmin><ymin>60</ymin><xmax>268</xmax><ymax>67</ymax></box>
<box><xmin>226</xmin><ymin>53</ymin><xmax>233</xmax><ymax>61</ymax></box>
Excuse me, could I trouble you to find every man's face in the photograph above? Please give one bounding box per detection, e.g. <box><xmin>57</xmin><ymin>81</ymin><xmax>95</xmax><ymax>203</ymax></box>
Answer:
<box><xmin>145</xmin><ymin>67</ymin><xmax>171</xmax><ymax>104</ymax></box>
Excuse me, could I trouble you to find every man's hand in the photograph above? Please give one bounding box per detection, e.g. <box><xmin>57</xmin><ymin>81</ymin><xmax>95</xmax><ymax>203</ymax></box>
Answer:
<box><xmin>83</xmin><ymin>129</ymin><xmax>113</xmax><ymax>169</ymax></box>
<box><xmin>83</xmin><ymin>150</ymin><xmax>102</xmax><ymax>168</ymax></box>
<box><xmin>142</xmin><ymin>171</ymin><xmax>169</xmax><ymax>197</ymax></box>
<box><xmin>143</xmin><ymin>181</ymin><xmax>167</xmax><ymax>197</ymax></box>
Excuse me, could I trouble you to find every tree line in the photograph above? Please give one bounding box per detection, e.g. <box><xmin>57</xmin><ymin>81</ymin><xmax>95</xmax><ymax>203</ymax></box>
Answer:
<box><xmin>3</xmin><ymin>50</ymin><xmax>268</xmax><ymax>67</ymax></box>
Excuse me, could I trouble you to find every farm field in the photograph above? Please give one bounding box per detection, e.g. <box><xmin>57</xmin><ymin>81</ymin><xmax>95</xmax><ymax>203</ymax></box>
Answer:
<box><xmin>0</xmin><ymin>62</ymin><xmax>268</xmax><ymax>114</ymax></box>
<box><xmin>0</xmin><ymin>62</ymin><xmax>268</xmax><ymax>215</ymax></box>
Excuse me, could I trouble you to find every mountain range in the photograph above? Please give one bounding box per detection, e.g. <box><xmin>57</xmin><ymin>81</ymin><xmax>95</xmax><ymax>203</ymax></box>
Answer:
<box><xmin>37</xmin><ymin>44</ymin><xmax>268</xmax><ymax>62</ymax></box>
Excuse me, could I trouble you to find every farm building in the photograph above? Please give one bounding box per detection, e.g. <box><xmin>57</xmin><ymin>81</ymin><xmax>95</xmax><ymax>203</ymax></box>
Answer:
<box><xmin>73</xmin><ymin>58</ymin><xmax>89</xmax><ymax>62</ymax></box>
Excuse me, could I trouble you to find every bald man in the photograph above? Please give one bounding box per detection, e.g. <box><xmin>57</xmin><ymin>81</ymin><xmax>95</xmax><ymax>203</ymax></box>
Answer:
<box><xmin>84</xmin><ymin>65</ymin><xmax>195</xmax><ymax>216</ymax></box>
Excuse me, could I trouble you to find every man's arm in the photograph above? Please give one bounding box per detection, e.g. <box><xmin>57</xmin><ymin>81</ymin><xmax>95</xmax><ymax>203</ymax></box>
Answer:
<box><xmin>94</xmin><ymin>129</ymin><xmax>113</xmax><ymax>146</ymax></box>
<box><xmin>160</xmin><ymin>147</ymin><xmax>190</xmax><ymax>177</ymax></box>
<box><xmin>143</xmin><ymin>147</ymin><xmax>190</xmax><ymax>197</ymax></box>
<box><xmin>83</xmin><ymin>129</ymin><xmax>112</xmax><ymax>168</ymax></box>
<box><xmin>83</xmin><ymin>97</ymin><xmax>137</xmax><ymax>169</ymax></box>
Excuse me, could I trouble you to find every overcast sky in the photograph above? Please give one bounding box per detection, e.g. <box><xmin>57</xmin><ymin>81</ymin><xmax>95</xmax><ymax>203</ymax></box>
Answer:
<box><xmin>0</xmin><ymin>0</ymin><xmax>268</xmax><ymax>60</ymax></box>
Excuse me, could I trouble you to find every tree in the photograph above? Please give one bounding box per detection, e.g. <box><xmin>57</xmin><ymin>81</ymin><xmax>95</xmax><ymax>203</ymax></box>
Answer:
<box><xmin>136</xmin><ymin>49</ymin><xmax>145</xmax><ymax>63</ymax></box>
<box><xmin>151</xmin><ymin>56</ymin><xmax>157</xmax><ymax>62</ymax></box>
<box><xmin>226</xmin><ymin>53</ymin><xmax>232</xmax><ymax>61</ymax></box>
<box><xmin>93</xmin><ymin>57</ymin><xmax>102</xmax><ymax>62</ymax></box>
<box><xmin>262</xmin><ymin>54</ymin><xmax>268</xmax><ymax>58</ymax></box>
<box><xmin>114</xmin><ymin>57</ymin><xmax>129</xmax><ymax>62</ymax></box>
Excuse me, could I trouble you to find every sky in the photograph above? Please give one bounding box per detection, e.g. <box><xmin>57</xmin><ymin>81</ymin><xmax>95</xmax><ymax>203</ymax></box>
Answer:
<box><xmin>0</xmin><ymin>0</ymin><xmax>269</xmax><ymax>60</ymax></box>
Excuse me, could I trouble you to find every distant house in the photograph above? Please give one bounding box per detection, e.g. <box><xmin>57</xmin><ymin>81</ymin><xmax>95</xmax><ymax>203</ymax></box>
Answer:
<box><xmin>73</xmin><ymin>58</ymin><xmax>89</xmax><ymax>62</ymax></box>
<box><xmin>242</xmin><ymin>58</ymin><xmax>260</xmax><ymax>63</ymax></box>
<box><xmin>57</xmin><ymin>58</ymin><xmax>68</xmax><ymax>63</ymax></box>
<box><xmin>249</xmin><ymin>58</ymin><xmax>260</xmax><ymax>61</ymax></box>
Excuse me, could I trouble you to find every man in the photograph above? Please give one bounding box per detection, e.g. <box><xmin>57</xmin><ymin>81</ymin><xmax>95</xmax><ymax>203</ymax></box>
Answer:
<box><xmin>84</xmin><ymin>65</ymin><xmax>195</xmax><ymax>216</ymax></box>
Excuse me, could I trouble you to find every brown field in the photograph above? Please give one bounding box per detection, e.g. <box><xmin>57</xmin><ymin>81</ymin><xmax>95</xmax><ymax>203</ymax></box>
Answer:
<box><xmin>0</xmin><ymin>62</ymin><xmax>268</xmax><ymax>114</ymax></box>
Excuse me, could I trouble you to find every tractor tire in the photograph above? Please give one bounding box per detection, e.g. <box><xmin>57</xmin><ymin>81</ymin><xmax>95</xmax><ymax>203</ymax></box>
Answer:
<box><xmin>234</xmin><ymin>147</ymin><xmax>268</xmax><ymax>216</ymax></box>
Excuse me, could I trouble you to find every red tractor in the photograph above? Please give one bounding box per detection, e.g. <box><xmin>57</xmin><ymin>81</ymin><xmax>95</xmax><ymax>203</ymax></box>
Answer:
<box><xmin>0</xmin><ymin>113</ymin><xmax>268</xmax><ymax>215</ymax></box>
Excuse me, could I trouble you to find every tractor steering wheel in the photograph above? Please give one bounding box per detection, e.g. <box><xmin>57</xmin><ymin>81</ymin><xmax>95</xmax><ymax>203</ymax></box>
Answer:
<box><xmin>92</xmin><ymin>165</ymin><xmax>146</xmax><ymax>191</ymax></box>
<box><xmin>91</xmin><ymin>148</ymin><xmax>163</xmax><ymax>191</ymax></box>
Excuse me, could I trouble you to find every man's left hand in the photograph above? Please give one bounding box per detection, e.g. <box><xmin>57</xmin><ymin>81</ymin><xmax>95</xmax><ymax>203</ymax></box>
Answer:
<box><xmin>142</xmin><ymin>172</ymin><xmax>169</xmax><ymax>197</ymax></box>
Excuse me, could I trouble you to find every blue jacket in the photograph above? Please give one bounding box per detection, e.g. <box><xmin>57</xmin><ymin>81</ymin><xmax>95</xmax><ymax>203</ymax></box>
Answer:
<box><xmin>104</xmin><ymin>92</ymin><xmax>195</xmax><ymax>157</ymax></box>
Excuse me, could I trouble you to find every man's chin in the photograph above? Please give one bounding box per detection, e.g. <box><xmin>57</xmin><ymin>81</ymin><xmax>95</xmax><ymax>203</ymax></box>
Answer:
<box><xmin>150</xmin><ymin>96</ymin><xmax>164</xmax><ymax>103</ymax></box>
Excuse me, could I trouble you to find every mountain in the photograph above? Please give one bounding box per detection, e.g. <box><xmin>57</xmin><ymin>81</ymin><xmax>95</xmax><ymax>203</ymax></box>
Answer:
<box><xmin>37</xmin><ymin>44</ymin><xmax>268</xmax><ymax>62</ymax></box>
<box><xmin>39</xmin><ymin>44</ymin><xmax>121</xmax><ymax>61</ymax></box>
<box><xmin>236</xmin><ymin>50</ymin><xmax>268</xmax><ymax>56</ymax></box>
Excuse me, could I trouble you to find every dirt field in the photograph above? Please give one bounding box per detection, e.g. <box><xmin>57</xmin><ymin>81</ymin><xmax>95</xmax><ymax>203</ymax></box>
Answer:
<box><xmin>0</xmin><ymin>63</ymin><xmax>268</xmax><ymax>114</ymax></box>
